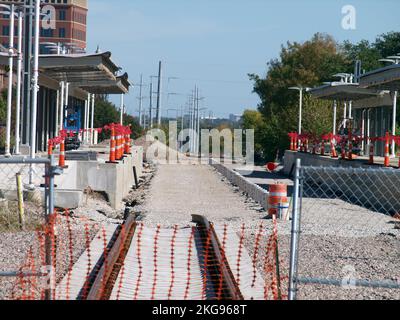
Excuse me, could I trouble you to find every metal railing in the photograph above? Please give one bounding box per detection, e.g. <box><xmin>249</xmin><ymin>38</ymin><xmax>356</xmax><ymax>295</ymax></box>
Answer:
<box><xmin>289</xmin><ymin>159</ymin><xmax>400</xmax><ymax>300</ymax></box>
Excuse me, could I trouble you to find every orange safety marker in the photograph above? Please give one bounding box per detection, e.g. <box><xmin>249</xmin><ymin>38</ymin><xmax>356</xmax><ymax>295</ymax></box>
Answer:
<box><xmin>320</xmin><ymin>140</ymin><xmax>325</xmax><ymax>156</ymax></box>
<box><xmin>290</xmin><ymin>133</ymin><xmax>294</xmax><ymax>151</ymax></box>
<box><xmin>106</xmin><ymin>125</ymin><xmax>117</xmax><ymax>164</ymax></box>
<box><xmin>341</xmin><ymin>142</ymin><xmax>346</xmax><ymax>160</ymax></box>
<box><xmin>59</xmin><ymin>138</ymin><xmax>68</xmax><ymax>168</ymax></box>
<box><xmin>369</xmin><ymin>143</ymin><xmax>375</xmax><ymax>165</ymax></box>
<box><xmin>330</xmin><ymin>135</ymin><xmax>338</xmax><ymax>158</ymax></box>
<box><xmin>268</xmin><ymin>184</ymin><xmax>289</xmax><ymax>219</ymax></box>
<box><xmin>348</xmin><ymin>140</ymin><xmax>353</xmax><ymax>161</ymax></box>
<box><xmin>384</xmin><ymin>132</ymin><xmax>390</xmax><ymax>167</ymax></box>
<box><xmin>124</xmin><ymin>131</ymin><xmax>130</xmax><ymax>154</ymax></box>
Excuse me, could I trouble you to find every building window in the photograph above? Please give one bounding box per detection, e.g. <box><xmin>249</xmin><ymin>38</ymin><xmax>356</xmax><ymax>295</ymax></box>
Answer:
<box><xmin>59</xmin><ymin>28</ymin><xmax>66</xmax><ymax>38</ymax></box>
<box><xmin>2</xmin><ymin>26</ymin><xmax>9</xmax><ymax>36</ymax></box>
<box><xmin>41</xmin><ymin>28</ymin><xmax>54</xmax><ymax>37</ymax></box>
<box><xmin>59</xmin><ymin>10</ymin><xmax>66</xmax><ymax>21</ymax></box>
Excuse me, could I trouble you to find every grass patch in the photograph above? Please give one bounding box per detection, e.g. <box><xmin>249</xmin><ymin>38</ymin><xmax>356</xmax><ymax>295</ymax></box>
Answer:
<box><xmin>0</xmin><ymin>201</ymin><xmax>44</xmax><ymax>233</ymax></box>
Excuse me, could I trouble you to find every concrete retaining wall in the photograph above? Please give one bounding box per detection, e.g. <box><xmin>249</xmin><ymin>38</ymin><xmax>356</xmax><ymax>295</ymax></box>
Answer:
<box><xmin>210</xmin><ymin>160</ymin><xmax>269</xmax><ymax>210</ymax></box>
<box><xmin>55</xmin><ymin>146</ymin><xmax>144</xmax><ymax>210</ymax></box>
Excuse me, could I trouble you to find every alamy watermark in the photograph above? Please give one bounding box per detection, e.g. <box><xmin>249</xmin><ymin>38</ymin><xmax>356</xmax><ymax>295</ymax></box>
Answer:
<box><xmin>341</xmin><ymin>5</ymin><xmax>356</xmax><ymax>30</ymax></box>
<box><xmin>145</xmin><ymin>121</ymin><xmax>255</xmax><ymax>173</ymax></box>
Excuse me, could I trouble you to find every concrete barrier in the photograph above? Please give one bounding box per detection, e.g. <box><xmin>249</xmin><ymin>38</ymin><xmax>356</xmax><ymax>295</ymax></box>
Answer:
<box><xmin>55</xmin><ymin>146</ymin><xmax>144</xmax><ymax>210</ymax></box>
<box><xmin>283</xmin><ymin>150</ymin><xmax>364</xmax><ymax>176</ymax></box>
<box><xmin>210</xmin><ymin>159</ymin><xmax>269</xmax><ymax>210</ymax></box>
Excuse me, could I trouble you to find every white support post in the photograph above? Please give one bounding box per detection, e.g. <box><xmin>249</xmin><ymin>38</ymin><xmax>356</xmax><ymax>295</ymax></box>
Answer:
<box><xmin>90</xmin><ymin>94</ymin><xmax>95</xmax><ymax>145</ymax></box>
<box><xmin>392</xmin><ymin>91</ymin><xmax>398</xmax><ymax>158</ymax></box>
<box><xmin>361</xmin><ymin>109</ymin><xmax>366</xmax><ymax>155</ymax></box>
<box><xmin>64</xmin><ymin>82</ymin><xmax>69</xmax><ymax>128</ymax></box>
<box><xmin>84</xmin><ymin>98</ymin><xmax>88</xmax><ymax>144</ymax></box>
<box><xmin>59</xmin><ymin>81</ymin><xmax>65</xmax><ymax>132</ymax></box>
<box><xmin>5</xmin><ymin>4</ymin><xmax>15</xmax><ymax>157</ymax></box>
<box><xmin>29</xmin><ymin>0</ymin><xmax>40</xmax><ymax>187</ymax></box>
<box><xmin>333</xmin><ymin>100</ymin><xmax>337</xmax><ymax>136</ymax></box>
<box><xmin>120</xmin><ymin>94</ymin><xmax>124</xmax><ymax>125</ymax></box>
<box><xmin>343</xmin><ymin>102</ymin><xmax>347</xmax><ymax>129</ymax></box>
<box><xmin>14</xmin><ymin>10</ymin><xmax>23</xmax><ymax>155</ymax></box>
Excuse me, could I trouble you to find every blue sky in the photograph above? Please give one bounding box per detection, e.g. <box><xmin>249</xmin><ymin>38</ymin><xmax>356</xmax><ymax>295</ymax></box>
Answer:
<box><xmin>87</xmin><ymin>0</ymin><xmax>400</xmax><ymax>119</ymax></box>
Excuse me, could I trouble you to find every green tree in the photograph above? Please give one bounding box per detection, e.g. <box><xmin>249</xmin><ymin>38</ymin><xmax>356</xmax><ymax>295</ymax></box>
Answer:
<box><xmin>248</xmin><ymin>33</ymin><xmax>345</xmax><ymax>161</ymax></box>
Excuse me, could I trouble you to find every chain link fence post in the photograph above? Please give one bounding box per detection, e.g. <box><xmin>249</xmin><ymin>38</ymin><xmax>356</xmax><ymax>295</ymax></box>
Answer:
<box><xmin>288</xmin><ymin>159</ymin><xmax>302</xmax><ymax>300</ymax></box>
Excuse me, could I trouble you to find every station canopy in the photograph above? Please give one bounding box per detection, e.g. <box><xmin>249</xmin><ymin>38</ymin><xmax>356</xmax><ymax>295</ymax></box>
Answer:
<box><xmin>359</xmin><ymin>64</ymin><xmax>400</xmax><ymax>91</ymax></box>
<box><xmin>0</xmin><ymin>51</ymin><xmax>131</xmax><ymax>95</ymax></box>
<box><xmin>38</xmin><ymin>51</ymin><xmax>131</xmax><ymax>94</ymax></box>
<box><xmin>308</xmin><ymin>82</ymin><xmax>385</xmax><ymax>101</ymax></box>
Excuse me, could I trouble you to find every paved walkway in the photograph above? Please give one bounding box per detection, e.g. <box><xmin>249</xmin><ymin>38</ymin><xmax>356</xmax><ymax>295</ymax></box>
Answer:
<box><xmin>141</xmin><ymin>163</ymin><xmax>265</xmax><ymax>228</ymax></box>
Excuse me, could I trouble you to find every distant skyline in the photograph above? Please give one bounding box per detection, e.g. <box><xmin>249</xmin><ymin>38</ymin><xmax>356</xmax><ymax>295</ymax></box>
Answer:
<box><xmin>87</xmin><ymin>0</ymin><xmax>400</xmax><ymax>119</ymax></box>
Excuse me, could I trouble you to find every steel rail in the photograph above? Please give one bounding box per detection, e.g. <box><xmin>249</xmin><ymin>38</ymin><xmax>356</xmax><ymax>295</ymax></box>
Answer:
<box><xmin>192</xmin><ymin>214</ymin><xmax>244</xmax><ymax>300</ymax></box>
<box><xmin>86</xmin><ymin>214</ymin><xmax>137</xmax><ymax>300</ymax></box>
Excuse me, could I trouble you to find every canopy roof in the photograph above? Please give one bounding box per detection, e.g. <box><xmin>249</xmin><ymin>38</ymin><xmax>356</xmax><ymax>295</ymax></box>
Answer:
<box><xmin>359</xmin><ymin>64</ymin><xmax>400</xmax><ymax>90</ymax></box>
<box><xmin>0</xmin><ymin>51</ymin><xmax>131</xmax><ymax>96</ymax></box>
<box><xmin>38</xmin><ymin>51</ymin><xmax>120</xmax><ymax>84</ymax></box>
<box><xmin>308</xmin><ymin>82</ymin><xmax>385</xmax><ymax>101</ymax></box>
<box><xmin>78</xmin><ymin>73</ymin><xmax>131</xmax><ymax>94</ymax></box>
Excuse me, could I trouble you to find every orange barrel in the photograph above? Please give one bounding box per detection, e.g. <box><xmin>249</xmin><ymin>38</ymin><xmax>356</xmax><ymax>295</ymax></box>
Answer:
<box><xmin>384</xmin><ymin>132</ymin><xmax>390</xmax><ymax>167</ymax></box>
<box><xmin>369</xmin><ymin>143</ymin><xmax>374</xmax><ymax>165</ymax></box>
<box><xmin>268</xmin><ymin>184</ymin><xmax>289</xmax><ymax>218</ymax></box>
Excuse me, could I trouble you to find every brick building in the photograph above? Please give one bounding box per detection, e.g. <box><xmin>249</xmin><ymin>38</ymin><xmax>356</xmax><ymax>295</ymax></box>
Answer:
<box><xmin>0</xmin><ymin>0</ymin><xmax>88</xmax><ymax>52</ymax></box>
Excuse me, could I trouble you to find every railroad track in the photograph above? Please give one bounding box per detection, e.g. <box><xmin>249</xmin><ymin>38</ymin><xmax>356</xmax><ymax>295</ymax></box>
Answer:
<box><xmin>77</xmin><ymin>214</ymin><xmax>245</xmax><ymax>300</ymax></box>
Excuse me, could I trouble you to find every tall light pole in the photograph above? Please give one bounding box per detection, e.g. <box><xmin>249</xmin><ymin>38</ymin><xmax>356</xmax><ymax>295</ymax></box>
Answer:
<box><xmin>380</xmin><ymin>56</ymin><xmax>400</xmax><ymax>157</ymax></box>
<box><xmin>289</xmin><ymin>86</ymin><xmax>309</xmax><ymax>138</ymax></box>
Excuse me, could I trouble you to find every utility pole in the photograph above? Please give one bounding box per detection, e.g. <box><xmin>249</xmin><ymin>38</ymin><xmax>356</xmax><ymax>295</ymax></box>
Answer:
<box><xmin>138</xmin><ymin>74</ymin><xmax>144</xmax><ymax>127</ymax></box>
<box><xmin>196</xmin><ymin>87</ymin><xmax>201</xmax><ymax>155</ymax></box>
<box><xmin>156</xmin><ymin>61</ymin><xmax>163</xmax><ymax>126</ymax></box>
<box><xmin>149</xmin><ymin>81</ymin><xmax>153</xmax><ymax>128</ymax></box>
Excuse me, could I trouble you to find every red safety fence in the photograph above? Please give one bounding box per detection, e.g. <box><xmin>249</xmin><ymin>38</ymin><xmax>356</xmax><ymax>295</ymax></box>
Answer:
<box><xmin>46</xmin><ymin>123</ymin><xmax>133</xmax><ymax>166</ymax></box>
<box><xmin>288</xmin><ymin>131</ymin><xmax>400</xmax><ymax>167</ymax></box>
<box><xmin>8</xmin><ymin>213</ymin><xmax>288</xmax><ymax>301</ymax></box>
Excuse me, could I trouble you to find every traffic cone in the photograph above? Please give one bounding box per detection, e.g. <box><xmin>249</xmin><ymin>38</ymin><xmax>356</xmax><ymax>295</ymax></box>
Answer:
<box><xmin>384</xmin><ymin>132</ymin><xmax>390</xmax><ymax>167</ymax></box>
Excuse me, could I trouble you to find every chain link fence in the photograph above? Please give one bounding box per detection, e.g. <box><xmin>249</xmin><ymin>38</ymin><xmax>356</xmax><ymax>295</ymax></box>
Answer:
<box><xmin>0</xmin><ymin>157</ymin><xmax>59</xmax><ymax>300</ymax></box>
<box><xmin>289</xmin><ymin>160</ymin><xmax>400</xmax><ymax>300</ymax></box>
